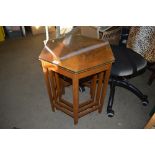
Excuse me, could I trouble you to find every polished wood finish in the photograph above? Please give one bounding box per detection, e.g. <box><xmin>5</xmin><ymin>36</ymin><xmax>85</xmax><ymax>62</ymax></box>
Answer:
<box><xmin>39</xmin><ymin>35</ymin><xmax>114</xmax><ymax>73</ymax></box>
<box><xmin>39</xmin><ymin>35</ymin><xmax>114</xmax><ymax>124</ymax></box>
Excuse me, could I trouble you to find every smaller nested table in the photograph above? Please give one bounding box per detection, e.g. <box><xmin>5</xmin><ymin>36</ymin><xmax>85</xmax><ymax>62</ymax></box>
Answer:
<box><xmin>39</xmin><ymin>35</ymin><xmax>114</xmax><ymax>124</ymax></box>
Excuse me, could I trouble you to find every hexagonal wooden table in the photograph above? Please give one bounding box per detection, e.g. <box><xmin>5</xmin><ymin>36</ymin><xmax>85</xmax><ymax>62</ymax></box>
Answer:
<box><xmin>39</xmin><ymin>35</ymin><xmax>114</xmax><ymax>124</ymax></box>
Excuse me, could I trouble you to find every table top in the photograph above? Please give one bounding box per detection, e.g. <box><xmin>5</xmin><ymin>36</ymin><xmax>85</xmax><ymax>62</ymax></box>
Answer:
<box><xmin>39</xmin><ymin>34</ymin><xmax>114</xmax><ymax>73</ymax></box>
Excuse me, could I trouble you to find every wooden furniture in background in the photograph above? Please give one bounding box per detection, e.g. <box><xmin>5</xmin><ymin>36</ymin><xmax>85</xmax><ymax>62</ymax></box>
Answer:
<box><xmin>145</xmin><ymin>113</ymin><xmax>155</xmax><ymax>129</ymax></box>
<box><xmin>80</xmin><ymin>26</ymin><xmax>99</xmax><ymax>39</ymax></box>
<box><xmin>80</xmin><ymin>26</ymin><xmax>121</xmax><ymax>45</ymax></box>
<box><xmin>99</xmin><ymin>26</ymin><xmax>121</xmax><ymax>45</ymax></box>
<box><xmin>31</xmin><ymin>26</ymin><xmax>55</xmax><ymax>35</ymax></box>
<box><xmin>39</xmin><ymin>35</ymin><xmax>114</xmax><ymax>124</ymax></box>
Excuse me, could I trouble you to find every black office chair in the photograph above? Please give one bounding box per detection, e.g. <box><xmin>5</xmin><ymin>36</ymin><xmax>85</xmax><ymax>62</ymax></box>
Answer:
<box><xmin>107</xmin><ymin>33</ymin><xmax>149</xmax><ymax>117</ymax></box>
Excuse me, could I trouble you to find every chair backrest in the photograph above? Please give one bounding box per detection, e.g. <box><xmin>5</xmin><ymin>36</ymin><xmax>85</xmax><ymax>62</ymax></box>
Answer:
<box><xmin>127</xmin><ymin>26</ymin><xmax>155</xmax><ymax>63</ymax></box>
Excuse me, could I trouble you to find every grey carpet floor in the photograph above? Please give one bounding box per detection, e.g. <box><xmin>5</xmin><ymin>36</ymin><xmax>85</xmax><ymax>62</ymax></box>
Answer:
<box><xmin>0</xmin><ymin>34</ymin><xmax>155</xmax><ymax>129</ymax></box>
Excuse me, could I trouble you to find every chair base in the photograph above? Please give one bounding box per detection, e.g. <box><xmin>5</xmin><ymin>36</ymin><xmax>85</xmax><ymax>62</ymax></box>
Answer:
<box><xmin>107</xmin><ymin>77</ymin><xmax>149</xmax><ymax>117</ymax></box>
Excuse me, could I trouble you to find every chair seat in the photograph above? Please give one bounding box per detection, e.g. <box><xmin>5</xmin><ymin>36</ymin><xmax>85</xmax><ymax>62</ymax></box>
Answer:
<box><xmin>111</xmin><ymin>45</ymin><xmax>147</xmax><ymax>77</ymax></box>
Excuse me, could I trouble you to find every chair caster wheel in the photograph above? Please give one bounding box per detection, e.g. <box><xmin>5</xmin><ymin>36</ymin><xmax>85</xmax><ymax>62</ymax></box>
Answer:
<box><xmin>107</xmin><ymin>109</ymin><xmax>114</xmax><ymax>117</ymax></box>
<box><xmin>142</xmin><ymin>100</ymin><xmax>149</xmax><ymax>106</ymax></box>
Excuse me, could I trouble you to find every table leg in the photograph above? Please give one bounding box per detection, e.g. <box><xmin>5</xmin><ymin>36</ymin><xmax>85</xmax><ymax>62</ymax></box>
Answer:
<box><xmin>99</xmin><ymin>68</ymin><xmax>111</xmax><ymax>113</ymax></box>
<box><xmin>95</xmin><ymin>72</ymin><xmax>104</xmax><ymax>105</ymax></box>
<box><xmin>90</xmin><ymin>74</ymin><xmax>97</xmax><ymax>101</ymax></box>
<box><xmin>42</xmin><ymin>67</ymin><xmax>55</xmax><ymax>112</ymax></box>
<box><xmin>72</xmin><ymin>76</ymin><xmax>79</xmax><ymax>124</ymax></box>
<box><xmin>55</xmin><ymin>72</ymin><xmax>61</xmax><ymax>101</ymax></box>
<box><xmin>49</xmin><ymin>71</ymin><xmax>57</xmax><ymax>107</ymax></box>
